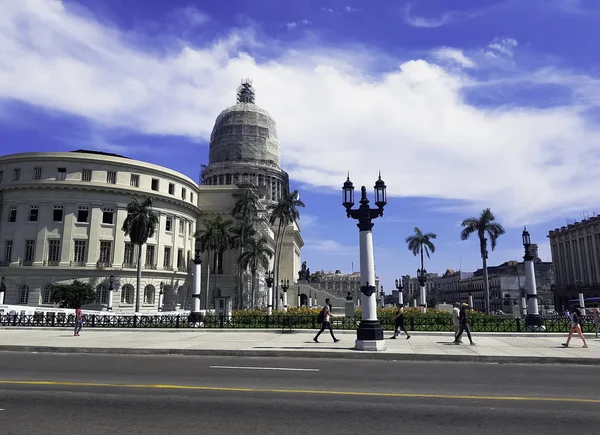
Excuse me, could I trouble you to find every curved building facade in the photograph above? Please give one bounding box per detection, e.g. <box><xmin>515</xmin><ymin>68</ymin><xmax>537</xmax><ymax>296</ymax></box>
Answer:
<box><xmin>0</xmin><ymin>150</ymin><xmax>199</xmax><ymax>311</ymax></box>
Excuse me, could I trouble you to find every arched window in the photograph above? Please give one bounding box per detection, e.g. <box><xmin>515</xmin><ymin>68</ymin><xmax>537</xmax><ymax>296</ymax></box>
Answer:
<box><xmin>144</xmin><ymin>285</ymin><xmax>155</xmax><ymax>305</ymax></box>
<box><xmin>121</xmin><ymin>285</ymin><xmax>133</xmax><ymax>304</ymax></box>
<box><xmin>20</xmin><ymin>285</ymin><xmax>29</xmax><ymax>304</ymax></box>
<box><xmin>96</xmin><ymin>285</ymin><xmax>107</xmax><ymax>304</ymax></box>
<box><xmin>42</xmin><ymin>285</ymin><xmax>53</xmax><ymax>304</ymax></box>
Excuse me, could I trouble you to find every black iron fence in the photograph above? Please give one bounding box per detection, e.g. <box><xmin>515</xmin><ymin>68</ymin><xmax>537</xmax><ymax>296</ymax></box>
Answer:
<box><xmin>0</xmin><ymin>313</ymin><xmax>597</xmax><ymax>333</ymax></box>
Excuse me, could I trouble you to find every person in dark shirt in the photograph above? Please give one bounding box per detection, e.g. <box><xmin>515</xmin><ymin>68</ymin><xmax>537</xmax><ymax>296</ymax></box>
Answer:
<box><xmin>454</xmin><ymin>303</ymin><xmax>474</xmax><ymax>345</ymax></box>
<box><xmin>390</xmin><ymin>303</ymin><xmax>410</xmax><ymax>339</ymax></box>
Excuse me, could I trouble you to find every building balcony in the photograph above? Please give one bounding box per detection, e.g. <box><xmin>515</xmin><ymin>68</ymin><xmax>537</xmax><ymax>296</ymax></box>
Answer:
<box><xmin>45</xmin><ymin>260</ymin><xmax>60</xmax><ymax>266</ymax></box>
<box><xmin>96</xmin><ymin>261</ymin><xmax>112</xmax><ymax>269</ymax></box>
<box><xmin>145</xmin><ymin>264</ymin><xmax>157</xmax><ymax>270</ymax></box>
<box><xmin>70</xmin><ymin>261</ymin><xmax>86</xmax><ymax>267</ymax></box>
<box><xmin>122</xmin><ymin>262</ymin><xmax>137</xmax><ymax>269</ymax></box>
<box><xmin>20</xmin><ymin>260</ymin><xmax>34</xmax><ymax>266</ymax></box>
<box><xmin>0</xmin><ymin>261</ymin><xmax>11</xmax><ymax>267</ymax></box>
<box><xmin>177</xmin><ymin>265</ymin><xmax>187</xmax><ymax>272</ymax></box>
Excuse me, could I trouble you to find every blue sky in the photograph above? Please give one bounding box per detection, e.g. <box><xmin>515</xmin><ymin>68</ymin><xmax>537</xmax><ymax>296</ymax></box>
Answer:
<box><xmin>2</xmin><ymin>0</ymin><xmax>600</xmax><ymax>293</ymax></box>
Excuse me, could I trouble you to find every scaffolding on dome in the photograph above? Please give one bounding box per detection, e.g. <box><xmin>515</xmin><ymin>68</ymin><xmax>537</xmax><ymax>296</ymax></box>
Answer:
<box><xmin>236</xmin><ymin>79</ymin><xmax>255</xmax><ymax>104</ymax></box>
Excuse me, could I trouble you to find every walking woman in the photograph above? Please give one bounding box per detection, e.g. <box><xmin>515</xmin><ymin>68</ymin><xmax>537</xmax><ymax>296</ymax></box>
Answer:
<box><xmin>390</xmin><ymin>303</ymin><xmax>411</xmax><ymax>339</ymax></box>
<box><xmin>562</xmin><ymin>306</ymin><xmax>588</xmax><ymax>348</ymax></box>
<box><xmin>454</xmin><ymin>303</ymin><xmax>475</xmax><ymax>345</ymax></box>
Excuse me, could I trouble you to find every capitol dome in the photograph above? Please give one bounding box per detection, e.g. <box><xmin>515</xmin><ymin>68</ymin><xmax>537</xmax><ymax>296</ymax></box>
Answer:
<box><xmin>208</xmin><ymin>81</ymin><xmax>280</xmax><ymax>167</ymax></box>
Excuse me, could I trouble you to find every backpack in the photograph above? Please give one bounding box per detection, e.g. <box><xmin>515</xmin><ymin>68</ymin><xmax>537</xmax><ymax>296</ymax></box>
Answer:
<box><xmin>316</xmin><ymin>307</ymin><xmax>325</xmax><ymax>324</ymax></box>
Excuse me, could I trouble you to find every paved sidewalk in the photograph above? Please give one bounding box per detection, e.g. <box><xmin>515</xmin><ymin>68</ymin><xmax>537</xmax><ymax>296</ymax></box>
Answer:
<box><xmin>1</xmin><ymin>328</ymin><xmax>599</xmax><ymax>364</ymax></box>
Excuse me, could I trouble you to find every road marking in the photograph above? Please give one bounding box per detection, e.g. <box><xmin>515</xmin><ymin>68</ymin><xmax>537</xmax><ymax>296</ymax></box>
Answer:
<box><xmin>209</xmin><ymin>366</ymin><xmax>319</xmax><ymax>372</ymax></box>
<box><xmin>0</xmin><ymin>380</ymin><xmax>599</xmax><ymax>404</ymax></box>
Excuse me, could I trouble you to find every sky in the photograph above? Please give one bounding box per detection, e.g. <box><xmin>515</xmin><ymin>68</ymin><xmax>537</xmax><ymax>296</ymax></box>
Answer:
<box><xmin>1</xmin><ymin>0</ymin><xmax>600</xmax><ymax>294</ymax></box>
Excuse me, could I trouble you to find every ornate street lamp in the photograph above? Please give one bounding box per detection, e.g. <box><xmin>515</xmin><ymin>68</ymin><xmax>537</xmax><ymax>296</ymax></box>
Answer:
<box><xmin>0</xmin><ymin>276</ymin><xmax>6</xmax><ymax>305</ymax></box>
<box><xmin>107</xmin><ymin>274</ymin><xmax>115</xmax><ymax>311</ymax></box>
<box><xmin>265</xmin><ymin>270</ymin><xmax>274</xmax><ymax>315</ymax></box>
<box><xmin>417</xmin><ymin>268</ymin><xmax>427</xmax><ymax>313</ymax></box>
<box><xmin>190</xmin><ymin>236</ymin><xmax>203</xmax><ymax>323</ymax></box>
<box><xmin>394</xmin><ymin>278</ymin><xmax>404</xmax><ymax>306</ymax></box>
<box><xmin>522</xmin><ymin>227</ymin><xmax>543</xmax><ymax>330</ymax></box>
<box><xmin>281</xmin><ymin>279</ymin><xmax>290</xmax><ymax>312</ymax></box>
<box><xmin>159</xmin><ymin>281</ymin><xmax>164</xmax><ymax>312</ymax></box>
<box><xmin>342</xmin><ymin>172</ymin><xmax>387</xmax><ymax>351</ymax></box>
<box><xmin>380</xmin><ymin>285</ymin><xmax>385</xmax><ymax>308</ymax></box>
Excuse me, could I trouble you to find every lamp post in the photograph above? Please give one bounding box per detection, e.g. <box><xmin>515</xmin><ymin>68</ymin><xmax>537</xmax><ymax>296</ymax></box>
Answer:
<box><xmin>158</xmin><ymin>282</ymin><xmax>164</xmax><ymax>312</ymax></box>
<box><xmin>468</xmin><ymin>292</ymin><xmax>474</xmax><ymax>310</ymax></box>
<box><xmin>576</xmin><ymin>279</ymin><xmax>585</xmax><ymax>312</ymax></box>
<box><xmin>190</xmin><ymin>237</ymin><xmax>203</xmax><ymax>323</ymax></box>
<box><xmin>522</xmin><ymin>227</ymin><xmax>543</xmax><ymax>330</ymax></box>
<box><xmin>521</xmin><ymin>289</ymin><xmax>527</xmax><ymax>317</ymax></box>
<box><xmin>107</xmin><ymin>275</ymin><xmax>114</xmax><ymax>311</ymax></box>
<box><xmin>309</xmin><ymin>289</ymin><xmax>312</xmax><ymax>308</ymax></box>
<box><xmin>265</xmin><ymin>270</ymin><xmax>274</xmax><ymax>315</ymax></box>
<box><xmin>379</xmin><ymin>285</ymin><xmax>385</xmax><ymax>308</ymax></box>
<box><xmin>297</xmin><ymin>287</ymin><xmax>301</xmax><ymax>307</ymax></box>
<box><xmin>342</xmin><ymin>172</ymin><xmax>387</xmax><ymax>351</ymax></box>
<box><xmin>417</xmin><ymin>268</ymin><xmax>427</xmax><ymax>313</ymax></box>
<box><xmin>0</xmin><ymin>276</ymin><xmax>6</xmax><ymax>305</ymax></box>
<box><xmin>281</xmin><ymin>279</ymin><xmax>289</xmax><ymax>312</ymax></box>
<box><xmin>395</xmin><ymin>278</ymin><xmax>404</xmax><ymax>306</ymax></box>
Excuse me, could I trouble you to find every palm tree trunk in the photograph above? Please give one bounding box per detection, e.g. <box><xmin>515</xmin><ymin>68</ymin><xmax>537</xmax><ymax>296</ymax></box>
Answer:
<box><xmin>237</xmin><ymin>217</ymin><xmax>246</xmax><ymax>309</ymax></box>
<box><xmin>420</xmin><ymin>242</ymin><xmax>425</xmax><ymax>310</ymax></box>
<box><xmin>251</xmin><ymin>269</ymin><xmax>256</xmax><ymax>309</ymax></box>
<box><xmin>483</xmin><ymin>254</ymin><xmax>490</xmax><ymax>314</ymax></box>
<box><xmin>214</xmin><ymin>251</ymin><xmax>220</xmax><ymax>309</ymax></box>
<box><xmin>204</xmin><ymin>251</ymin><xmax>211</xmax><ymax>310</ymax></box>
<box><xmin>135</xmin><ymin>245</ymin><xmax>142</xmax><ymax>312</ymax></box>
<box><xmin>274</xmin><ymin>222</ymin><xmax>285</xmax><ymax>310</ymax></box>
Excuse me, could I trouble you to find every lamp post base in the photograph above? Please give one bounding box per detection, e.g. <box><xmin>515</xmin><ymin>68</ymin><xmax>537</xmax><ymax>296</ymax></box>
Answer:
<box><xmin>188</xmin><ymin>311</ymin><xmax>203</xmax><ymax>326</ymax></box>
<box><xmin>525</xmin><ymin>314</ymin><xmax>545</xmax><ymax>331</ymax></box>
<box><xmin>355</xmin><ymin>320</ymin><xmax>387</xmax><ymax>351</ymax></box>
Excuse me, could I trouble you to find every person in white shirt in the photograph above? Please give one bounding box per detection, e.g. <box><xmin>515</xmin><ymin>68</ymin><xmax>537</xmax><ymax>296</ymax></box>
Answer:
<box><xmin>562</xmin><ymin>306</ymin><xmax>588</xmax><ymax>348</ymax></box>
<box><xmin>313</xmin><ymin>298</ymin><xmax>340</xmax><ymax>343</ymax></box>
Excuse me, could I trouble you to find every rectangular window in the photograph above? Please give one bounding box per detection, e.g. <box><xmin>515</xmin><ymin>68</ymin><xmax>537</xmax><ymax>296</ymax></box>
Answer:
<box><xmin>8</xmin><ymin>207</ymin><xmax>17</xmax><ymax>222</ymax></box>
<box><xmin>82</xmin><ymin>169</ymin><xmax>92</xmax><ymax>182</ymax></box>
<box><xmin>168</xmin><ymin>183</ymin><xmax>175</xmax><ymax>195</ymax></box>
<box><xmin>0</xmin><ymin>170</ymin><xmax>3</xmax><ymax>183</ymax></box>
<box><xmin>99</xmin><ymin>241</ymin><xmax>112</xmax><ymax>264</ymax></box>
<box><xmin>42</xmin><ymin>286</ymin><xmax>52</xmax><ymax>304</ymax></box>
<box><xmin>4</xmin><ymin>240</ymin><xmax>12</xmax><ymax>262</ymax></box>
<box><xmin>33</xmin><ymin>167</ymin><xmax>42</xmax><ymax>180</ymax></box>
<box><xmin>73</xmin><ymin>240</ymin><xmax>86</xmax><ymax>263</ymax></box>
<box><xmin>177</xmin><ymin>249</ymin><xmax>184</xmax><ymax>270</ymax></box>
<box><xmin>13</xmin><ymin>168</ymin><xmax>21</xmax><ymax>181</ymax></box>
<box><xmin>151</xmin><ymin>178</ymin><xmax>159</xmax><ymax>191</ymax></box>
<box><xmin>53</xmin><ymin>206</ymin><xmax>63</xmax><ymax>222</ymax></box>
<box><xmin>102</xmin><ymin>209</ymin><xmax>114</xmax><ymax>225</ymax></box>
<box><xmin>47</xmin><ymin>240</ymin><xmax>61</xmax><ymax>263</ymax></box>
<box><xmin>165</xmin><ymin>216</ymin><xmax>172</xmax><ymax>232</ymax></box>
<box><xmin>145</xmin><ymin>245</ymin><xmax>155</xmax><ymax>266</ymax></box>
<box><xmin>190</xmin><ymin>192</ymin><xmax>194</xmax><ymax>203</ymax></box>
<box><xmin>188</xmin><ymin>221</ymin><xmax>192</xmax><ymax>235</ymax></box>
<box><xmin>181</xmin><ymin>188</ymin><xmax>186</xmax><ymax>200</ymax></box>
<box><xmin>56</xmin><ymin>167</ymin><xmax>67</xmax><ymax>181</ymax></box>
<box><xmin>24</xmin><ymin>240</ymin><xmax>35</xmax><ymax>262</ymax></box>
<box><xmin>130</xmin><ymin>174</ymin><xmax>140</xmax><ymax>187</ymax></box>
<box><xmin>28</xmin><ymin>206</ymin><xmax>39</xmax><ymax>222</ymax></box>
<box><xmin>226</xmin><ymin>174</ymin><xmax>232</xmax><ymax>185</ymax></box>
<box><xmin>77</xmin><ymin>207</ymin><xmax>89</xmax><ymax>223</ymax></box>
<box><xmin>20</xmin><ymin>286</ymin><xmax>29</xmax><ymax>304</ymax></box>
<box><xmin>123</xmin><ymin>242</ymin><xmax>135</xmax><ymax>266</ymax></box>
<box><xmin>106</xmin><ymin>171</ymin><xmax>116</xmax><ymax>184</ymax></box>
<box><xmin>179</xmin><ymin>219</ymin><xmax>184</xmax><ymax>235</ymax></box>
<box><xmin>163</xmin><ymin>247</ymin><xmax>171</xmax><ymax>268</ymax></box>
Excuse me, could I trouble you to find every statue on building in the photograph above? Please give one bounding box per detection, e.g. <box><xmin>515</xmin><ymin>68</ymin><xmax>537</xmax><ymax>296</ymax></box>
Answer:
<box><xmin>298</xmin><ymin>261</ymin><xmax>308</xmax><ymax>281</ymax></box>
<box><xmin>306</xmin><ymin>268</ymin><xmax>311</xmax><ymax>282</ymax></box>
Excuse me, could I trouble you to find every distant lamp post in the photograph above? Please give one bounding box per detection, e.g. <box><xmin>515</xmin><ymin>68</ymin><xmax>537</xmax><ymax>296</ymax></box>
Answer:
<box><xmin>107</xmin><ymin>274</ymin><xmax>115</xmax><ymax>311</ymax></box>
<box><xmin>342</xmin><ymin>172</ymin><xmax>387</xmax><ymax>351</ymax></box>
<box><xmin>159</xmin><ymin>282</ymin><xmax>165</xmax><ymax>312</ymax></box>
<box><xmin>265</xmin><ymin>270</ymin><xmax>274</xmax><ymax>315</ymax></box>
<box><xmin>380</xmin><ymin>285</ymin><xmax>385</xmax><ymax>308</ymax></box>
<box><xmin>522</xmin><ymin>227</ymin><xmax>543</xmax><ymax>330</ymax></box>
<box><xmin>417</xmin><ymin>268</ymin><xmax>427</xmax><ymax>313</ymax></box>
<box><xmin>468</xmin><ymin>292</ymin><xmax>474</xmax><ymax>310</ymax></box>
<box><xmin>0</xmin><ymin>276</ymin><xmax>6</xmax><ymax>305</ymax></box>
<box><xmin>576</xmin><ymin>279</ymin><xmax>585</xmax><ymax>312</ymax></box>
<box><xmin>297</xmin><ymin>286</ymin><xmax>301</xmax><ymax>307</ymax></box>
<box><xmin>395</xmin><ymin>278</ymin><xmax>404</xmax><ymax>306</ymax></box>
<box><xmin>281</xmin><ymin>279</ymin><xmax>290</xmax><ymax>312</ymax></box>
<box><xmin>521</xmin><ymin>289</ymin><xmax>527</xmax><ymax>318</ymax></box>
<box><xmin>190</xmin><ymin>237</ymin><xmax>203</xmax><ymax>323</ymax></box>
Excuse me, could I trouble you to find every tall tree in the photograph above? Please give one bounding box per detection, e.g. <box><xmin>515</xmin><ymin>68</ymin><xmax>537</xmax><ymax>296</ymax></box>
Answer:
<box><xmin>195</xmin><ymin>215</ymin><xmax>233</xmax><ymax>309</ymax></box>
<box><xmin>238</xmin><ymin>236</ymin><xmax>273</xmax><ymax>309</ymax></box>
<box><xmin>50</xmin><ymin>280</ymin><xmax>96</xmax><ymax>309</ymax></box>
<box><xmin>231</xmin><ymin>188</ymin><xmax>259</xmax><ymax>309</ymax></box>
<box><xmin>268</xmin><ymin>190</ymin><xmax>305</xmax><ymax>310</ymax></box>
<box><xmin>405</xmin><ymin>226</ymin><xmax>437</xmax><ymax>289</ymax></box>
<box><xmin>121</xmin><ymin>197</ymin><xmax>159</xmax><ymax>312</ymax></box>
<box><xmin>460</xmin><ymin>208</ymin><xmax>505</xmax><ymax>314</ymax></box>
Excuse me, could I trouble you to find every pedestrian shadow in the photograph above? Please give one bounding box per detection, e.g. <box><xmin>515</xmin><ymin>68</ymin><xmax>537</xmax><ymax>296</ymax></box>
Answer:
<box><xmin>437</xmin><ymin>342</ymin><xmax>459</xmax><ymax>345</ymax></box>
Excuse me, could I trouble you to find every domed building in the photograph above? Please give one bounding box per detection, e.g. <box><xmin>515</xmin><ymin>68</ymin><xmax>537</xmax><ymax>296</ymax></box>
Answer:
<box><xmin>0</xmin><ymin>81</ymin><xmax>304</xmax><ymax>312</ymax></box>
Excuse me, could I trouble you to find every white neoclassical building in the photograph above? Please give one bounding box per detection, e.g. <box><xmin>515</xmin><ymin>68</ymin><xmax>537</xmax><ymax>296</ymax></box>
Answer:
<box><xmin>0</xmin><ymin>81</ymin><xmax>304</xmax><ymax>311</ymax></box>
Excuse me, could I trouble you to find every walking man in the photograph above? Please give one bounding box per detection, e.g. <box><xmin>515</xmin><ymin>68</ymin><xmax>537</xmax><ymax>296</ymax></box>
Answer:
<box><xmin>454</xmin><ymin>303</ymin><xmax>475</xmax><ymax>345</ymax></box>
<box><xmin>314</xmin><ymin>298</ymin><xmax>340</xmax><ymax>343</ymax></box>
<box><xmin>74</xmin><ymin>307</ymin><xmax>83</xmax><ymax>336</ymax></box>
<box><xmin>452</xmin><ymin>302</ymin><xmax>462</xmax><ymax>343</ymax></box>
<box><xmin>390</xmin><ymin>303</ymin><xmax>411</xmax><ymax>339</ymax></box>
<box><xmin>562</xmin><ymin>306</ymin><xmax>588</xmax><ymax>348</ymax></box>
<box><xmin>594</xmin><ymin>303</ymin><xmax>599</xmax><ymax>339</ymax></box>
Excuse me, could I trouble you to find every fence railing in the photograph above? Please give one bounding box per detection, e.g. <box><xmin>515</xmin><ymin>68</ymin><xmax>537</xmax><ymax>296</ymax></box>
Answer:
<box><xmin>0</xmin><ymin>313</ymin><xmax>596</xmax><ymax>333</ymax></box>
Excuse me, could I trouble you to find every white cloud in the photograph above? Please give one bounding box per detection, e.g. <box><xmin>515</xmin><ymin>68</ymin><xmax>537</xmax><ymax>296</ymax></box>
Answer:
<box><xmin>304</xmin><ymin>239</ymin><xmax>354</xmax><ymax>254</ymax></box>
<box><xmin>299</xmin><ymin>214</ymin><xmax>318</xmax><ymax>228</ymax></box>
<box><xmin>403</xmin><ymin>4</ymin><xmax>478</xmax><ymax>28</ymax></box>
<box><xmin>286</xmin><ymin>19</ymin><xmax>311</xmax><ymax>30</ymax></box>
<box><xmin>486</xmin><ymin>37</ymin><xmax>518</xmax><ymax>58</ymax></box>
<box><xmin>432</xmin><ymin>47</ymin><xmax>476</xmax><ymax>68</ymax></box>
<box><xmin>1</xmin><ymin>1</ymin><xmax>600</xmax><ymax>227</ymax></box>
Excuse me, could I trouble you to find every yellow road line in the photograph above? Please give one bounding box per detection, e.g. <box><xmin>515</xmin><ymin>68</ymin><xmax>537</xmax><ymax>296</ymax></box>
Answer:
<box><xmin>0</xmin><ymin>380</ymin><xmax>598</xmax><ymax>404</ymax></box>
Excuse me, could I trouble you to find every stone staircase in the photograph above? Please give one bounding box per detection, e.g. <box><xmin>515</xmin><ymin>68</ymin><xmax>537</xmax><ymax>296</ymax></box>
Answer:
<box><xmin>286</xmin><ymin>282</ymin><xmax>347</xmax><ymax>311</ymax></box>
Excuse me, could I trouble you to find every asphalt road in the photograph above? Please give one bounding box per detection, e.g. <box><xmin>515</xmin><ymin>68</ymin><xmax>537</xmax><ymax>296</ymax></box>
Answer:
<box><xmin>0</xmin><ymin>352</ymin><xmax>599</xmax><ymax>435</ymax></box>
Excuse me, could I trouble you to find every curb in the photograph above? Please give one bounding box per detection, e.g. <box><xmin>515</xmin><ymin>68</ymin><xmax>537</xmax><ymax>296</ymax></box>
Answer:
<box><xmin>0</xmin><ymin>345</ymin><xmax>597</xmax><ymax>366</ymax></box>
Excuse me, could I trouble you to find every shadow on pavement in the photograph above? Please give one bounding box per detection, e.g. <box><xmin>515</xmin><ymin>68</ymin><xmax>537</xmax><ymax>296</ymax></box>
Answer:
<box><xmin>253</xmin><ymin>346</ymin><xmax>355</xmax><ymax>351</ymax></box>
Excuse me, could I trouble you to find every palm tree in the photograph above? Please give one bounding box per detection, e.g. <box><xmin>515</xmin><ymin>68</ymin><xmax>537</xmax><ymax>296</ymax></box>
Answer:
<box><xmin>195</xmin><ymin>215</ymin><xmax>233</xmax><ymax>309</ymax></box>
<box><xmin>460</xmin><ymin>208</ymin><xmax>505</xmax><ymax>314</ymax></box>
<box><xmin>231</xmin><ymin>188</ymin><xmax>259</xmax><ymax>309</ymax></box>
<box><xmin>238</xmin><ymin>236</ymin><xmax>273</xmax><ymax>308</ymax></box>
<box><xmin>406</xmin><ymin>227</ymin><xmax>437</xmax><ymax>309</ymax></box>
<box><xmin>121</xmin><ymin>197</ymin><xmax>159</xmax><ymax>312</ymax></box>
<box><xmin>268</xmin><ymin>190</ymin><xmax>305</xmax><ymax>309</ymax></box>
